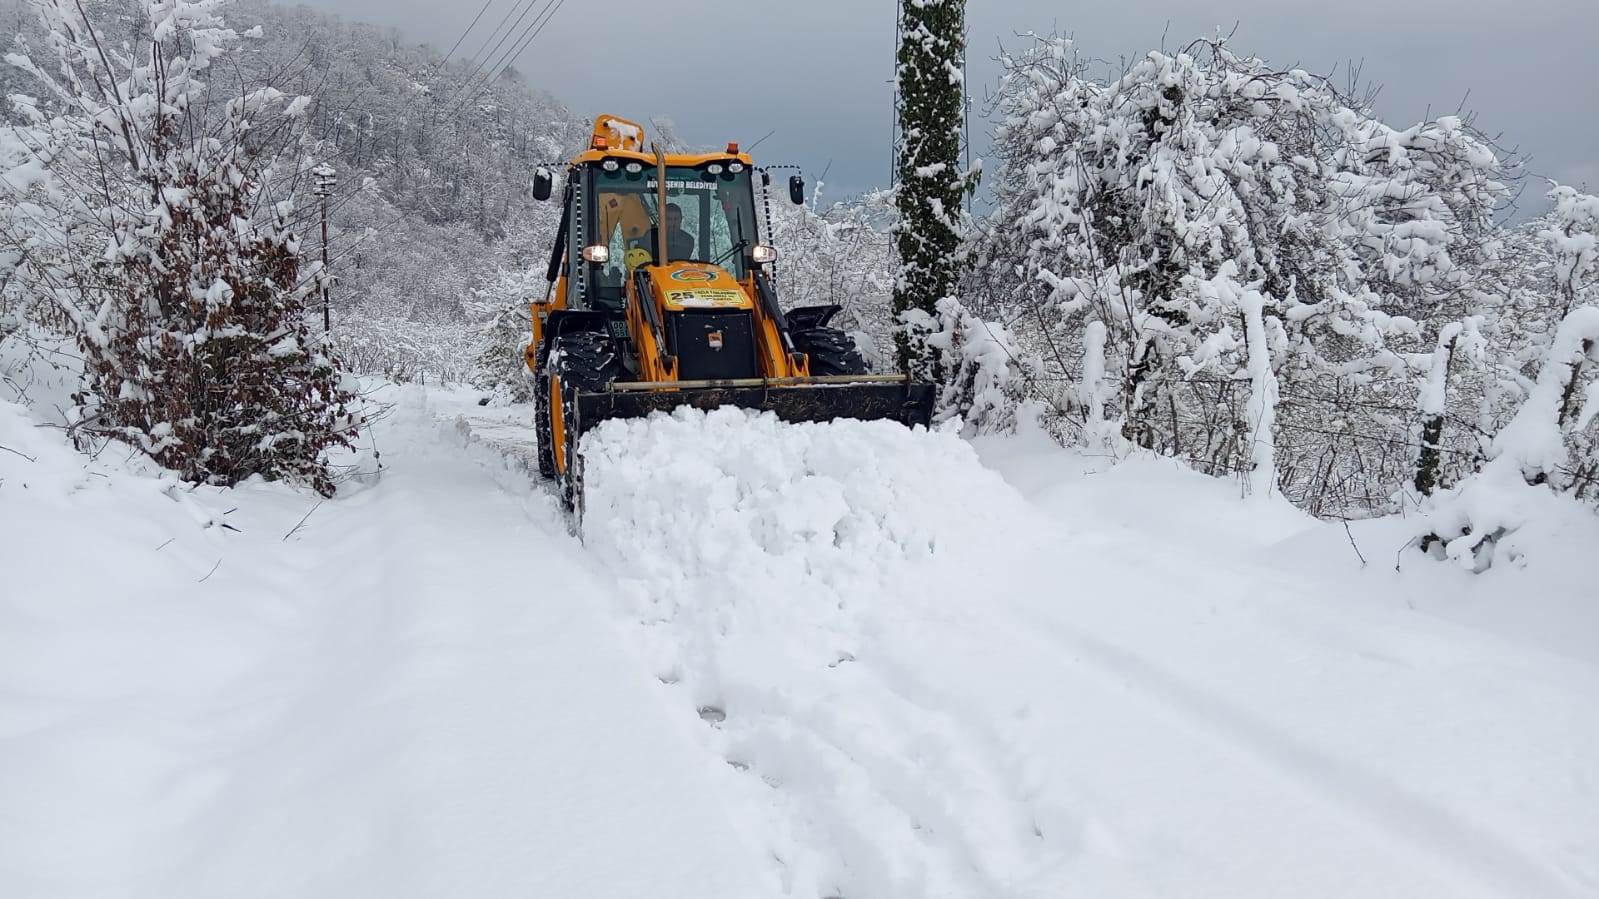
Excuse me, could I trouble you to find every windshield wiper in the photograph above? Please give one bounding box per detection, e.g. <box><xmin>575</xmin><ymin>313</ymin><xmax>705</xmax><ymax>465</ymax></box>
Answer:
<box><xmin>711</xmin><ymin>208</ymin><xmax>749</xmax><ymax>268</ymax></box>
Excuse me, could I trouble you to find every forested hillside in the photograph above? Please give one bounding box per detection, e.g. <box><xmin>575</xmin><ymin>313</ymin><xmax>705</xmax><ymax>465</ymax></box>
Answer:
<box><xmin>0</xmin><ymin>0</ymin><xmax>898</xmax><ymax>397</ymax></box>
<box><xmin>0</xmin><ymin>0</ymin><xmax>588</xmax><ymax>386</ymax></box>
<box><xmin>216</xmin><ymin>0</ymin><xmax>578</xmax><ymax>385</ymax></box>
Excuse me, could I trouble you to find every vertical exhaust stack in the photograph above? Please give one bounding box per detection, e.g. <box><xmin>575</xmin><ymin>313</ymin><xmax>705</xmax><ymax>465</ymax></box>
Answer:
<box><xmin>652</xmin><ymin>142</ymin><xmax>668</xmax><ymax>266</ymax></box>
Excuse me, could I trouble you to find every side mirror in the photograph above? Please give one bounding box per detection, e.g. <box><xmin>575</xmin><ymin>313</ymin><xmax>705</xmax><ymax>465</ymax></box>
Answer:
<box><xmin>532</xmin><ymin>168</ymin><xmax>553</xmax><ymax>201</ymax></box>
<box><xmin>788</xmin><ymin>174</ymin><xmax>805</xmax><ymax>205</ymax></box>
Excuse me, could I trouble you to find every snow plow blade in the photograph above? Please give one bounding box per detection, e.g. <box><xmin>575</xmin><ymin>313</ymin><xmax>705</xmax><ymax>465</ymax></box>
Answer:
<box><xmin>573</xmin><ymin>374</ymin><xmax>935</xmax><ymax>433</ymax></box>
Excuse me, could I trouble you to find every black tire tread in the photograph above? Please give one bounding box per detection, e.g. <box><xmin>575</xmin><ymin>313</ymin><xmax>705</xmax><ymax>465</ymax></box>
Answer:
<box><xmin>792</xmin><ymin>325</ymin><xmax>870</xmax><ymax>376</ymax></box>
<box><xmin>546</xmin><ymin>330</ymin><xmax>621</xmax><ymax>512</ymax></box>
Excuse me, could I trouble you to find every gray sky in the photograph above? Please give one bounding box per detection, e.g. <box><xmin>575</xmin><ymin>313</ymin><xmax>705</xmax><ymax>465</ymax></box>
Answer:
<box><xmin>294</xmin><ymin>0</ymin><xmax>1597</xmax><ymax>212</ymax></box>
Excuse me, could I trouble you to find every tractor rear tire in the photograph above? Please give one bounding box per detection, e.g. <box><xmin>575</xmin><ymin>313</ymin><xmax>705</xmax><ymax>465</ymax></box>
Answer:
<box><xmin>792</xmin><ymin>325</ymin><xmax>869</xmax><ymax>376</ymax></box>
<box><xmin>786</xmin><ymin>304</ymin><xmax>870</xmax><ymax>376</ymax></box>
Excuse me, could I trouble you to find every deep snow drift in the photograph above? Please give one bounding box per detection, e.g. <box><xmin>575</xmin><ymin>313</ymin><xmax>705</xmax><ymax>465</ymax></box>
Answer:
<box><xmin>3</xmin><ymin>385</ymin><xmax>1596</xmax><ymax>898</ymax></box>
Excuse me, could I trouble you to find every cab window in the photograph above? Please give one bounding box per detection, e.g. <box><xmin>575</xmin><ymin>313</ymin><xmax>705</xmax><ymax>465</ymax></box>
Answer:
<box><xmin>590</xmin><ymin>162</ymin><xmax>760</xmax><ymax>281</ymax></box>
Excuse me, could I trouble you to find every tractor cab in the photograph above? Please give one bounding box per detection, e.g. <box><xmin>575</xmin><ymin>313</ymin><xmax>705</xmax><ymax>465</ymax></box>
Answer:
<box><xmin>531</xmin><ymin>116</ymin><xmax>781</xmax><ymax>383</ymax></box>
<box><xmin>584</xmin><ymin>157</ymin><xmax>762</xmax><ymax>312</ymax></box>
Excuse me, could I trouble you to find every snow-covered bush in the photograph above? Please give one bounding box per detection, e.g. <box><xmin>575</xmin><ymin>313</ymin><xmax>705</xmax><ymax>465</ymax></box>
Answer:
<box><xmin>467</xmin><ymin>268</ymin><xmax>544</xmax><ymax>403</ymax></box>
<box><xmin>765</xmin><ymin>189</ymin><xmax>897</xmax><ymax>367</ymax></box>
<box><xmin>923</xmin><ymin>297</ymin><xmax>1035</xmax><ymax>434</ymax></box>
<box><xmin>1422</xmin><ymin>183</ymin><xmax>1599</xmax><ymax>567</ymax></box>
<box><xmin>971</xmin><ymin>34</ymin><xmax>1509</xmax><ymax>510</ymax></box>
<box><xmin>1</xmin><ymin>0</ymin><xmax>359</xmax><ymax>494</ymax></box>
<box><xmin>1421</xmin><ymin>305</ymin><xmax>1599</xmax><ymax>570</ymax></box>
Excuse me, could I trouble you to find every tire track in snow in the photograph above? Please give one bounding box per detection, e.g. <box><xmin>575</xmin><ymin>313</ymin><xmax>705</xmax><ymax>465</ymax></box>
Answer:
<box><xmin>997</xmin><ymin>599</ymin><xmax>1584</xmax><ymax>899</ymax></box>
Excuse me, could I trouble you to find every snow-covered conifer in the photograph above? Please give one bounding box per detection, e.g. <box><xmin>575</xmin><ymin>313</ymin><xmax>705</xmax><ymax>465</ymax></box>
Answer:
<box><xmin>893</xmin><ymin>0</ymin><xmax>966</xmax><ymax>379</ymax></box>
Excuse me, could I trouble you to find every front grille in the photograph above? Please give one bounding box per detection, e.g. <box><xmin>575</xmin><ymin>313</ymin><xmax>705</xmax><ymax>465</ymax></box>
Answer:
<box><xmin>669</xmin><ymin>311</ymin><xmax>759</xmax><ymax>381</ymax></box>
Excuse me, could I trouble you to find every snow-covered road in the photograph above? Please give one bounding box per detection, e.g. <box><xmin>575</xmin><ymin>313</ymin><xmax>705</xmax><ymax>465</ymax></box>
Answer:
<box><xmin>1</xmin><ymin>390</ymin><xmax>773</xmax><ymax>898</ymax></box>
<box><xmin>3</xmin><ymin>386</ymin><xmax>1595</xmax><ymax>898</ymax></box>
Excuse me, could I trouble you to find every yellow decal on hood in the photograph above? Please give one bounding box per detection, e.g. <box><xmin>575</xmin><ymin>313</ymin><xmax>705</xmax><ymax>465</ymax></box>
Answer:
<box><xmin>664</xmin><ymin>287</ymin><xmax>746</xmax><ymax>309</ymax></box>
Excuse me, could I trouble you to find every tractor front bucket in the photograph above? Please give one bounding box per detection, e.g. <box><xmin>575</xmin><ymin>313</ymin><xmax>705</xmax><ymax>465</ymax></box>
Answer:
<box><xmin>571</xmin><ymin>374</ymin><xmax>935</xmax><ymax>437</ymax></box>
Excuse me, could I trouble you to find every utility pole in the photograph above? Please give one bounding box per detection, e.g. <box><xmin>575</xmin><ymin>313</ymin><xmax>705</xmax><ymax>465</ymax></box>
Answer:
<box><xmin>313</xmin><ymin>164</ymin><xmax>337</xmax><ymax>334</ymax></box>
<box><xmin>963</xmin><ymin>21</ymin><xmax>972</xmax><ymax>213</ymax></box>
<box><xmin>890</xmin><ymin>0</ymin><xmax>902</xmax><ymax>188</ymax></box>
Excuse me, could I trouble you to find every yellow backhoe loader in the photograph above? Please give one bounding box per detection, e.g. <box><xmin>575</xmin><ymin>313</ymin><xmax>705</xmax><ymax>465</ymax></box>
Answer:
<box><xmin>526</xmin><ymin>115</ymin><xmax>935</xmax><ymax>512</ymax></box>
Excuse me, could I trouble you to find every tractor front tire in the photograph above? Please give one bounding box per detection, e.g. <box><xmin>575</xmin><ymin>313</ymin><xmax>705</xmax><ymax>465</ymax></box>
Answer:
<box><xmin>534</xmin><ymin>366</ymin><xmax>555</xmax><ymax>479</ymax></box>
<box><xmin>546</xmin><ymin>330</ymin><xmax>622</xmax><ymax>512</ymax></box>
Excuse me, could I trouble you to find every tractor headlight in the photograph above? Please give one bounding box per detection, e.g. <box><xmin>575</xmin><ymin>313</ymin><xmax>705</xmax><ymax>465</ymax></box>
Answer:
<box><xmin>625</xmin><ymin>162</ymin><xmax>643</xmax><ymax>174</ymax></box>
<box><xmin>707</xmin><ymin>164</ymin><xmax>724</xmax><ymax>174</ymax></box>
<box><xmin>601</xmin><ymin>159</ymin><xmax>619</xmax><ymax>172</ymax></box>
<box><xmin>582</xmin><ymin>244</ymin><xmax>610</xmax><ymax>263</ymax></box>
<box><xmin>751</xmin><ymin>244</ymin><xmax>778</xmax><ymax>264</ymax></box>
<box><xmin>728</xmin><ymin>162</ymin><xmax>745</xmax><ymax>173</ymax></box>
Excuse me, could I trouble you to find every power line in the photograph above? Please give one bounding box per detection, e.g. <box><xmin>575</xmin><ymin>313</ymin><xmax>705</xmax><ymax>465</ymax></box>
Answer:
<box><xmin>307</xmin><ymin>0</ymin><xmax>571</xmax><ymax>299</ymax></box>
<box><xmin>487</xmin><ymin>0</ymin><xmax>565</xmax><ymax>83</ymax></box>
<box><xmin>447</xmin><ymin>0</ymin><xmax>541</xmax><ymax>106</ymax></box>
<box><xmin>444</xmin><ymin>0</ymin><xmax>564</xmax><ymax>120</ymax></box>
<box><xmin>465</xmin><ymin>0</ymin><xmax>534</xmax><ymax>68</ymax></box>
<box><xmin>442</xmin><ymin>0</ymin><xmax>497</xmax><ymax>66</ymax></box>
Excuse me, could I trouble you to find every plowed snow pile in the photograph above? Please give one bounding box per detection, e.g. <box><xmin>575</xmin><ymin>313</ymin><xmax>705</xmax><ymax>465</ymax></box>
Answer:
<box><xmin>582</xmin><ymin>406</ymin><xmax>1030</xmax><ymax>616</ymax></box>
<box><xmin>583</xmin><ymin>408</ymin><xmax>1049</xmax><ymax>897</ymax></box>
<box><xmin>581</xmin><ymin>408</ymin><xmax>1599</xmax><ymax>899</ymax></box>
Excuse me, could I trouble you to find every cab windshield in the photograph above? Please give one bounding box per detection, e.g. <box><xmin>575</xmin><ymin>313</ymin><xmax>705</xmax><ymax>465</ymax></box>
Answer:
<box><xmin>591</xmin><ymin>162</ymin><xmax>759</xmax><ymax>281</ymax></box>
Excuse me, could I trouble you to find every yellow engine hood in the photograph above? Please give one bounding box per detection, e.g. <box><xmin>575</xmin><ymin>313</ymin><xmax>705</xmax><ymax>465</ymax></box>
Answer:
<box><xmin>648</xmin><ymin>262</ymin><xmax>753</xmax><ymax>312</ymax></box>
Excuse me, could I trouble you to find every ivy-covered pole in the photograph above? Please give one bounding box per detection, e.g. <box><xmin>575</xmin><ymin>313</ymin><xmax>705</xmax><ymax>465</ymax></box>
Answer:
<box><xmin>893</xmin><ymin>0</ymin><xmax>966</xmax><ymax>379</ymax></box>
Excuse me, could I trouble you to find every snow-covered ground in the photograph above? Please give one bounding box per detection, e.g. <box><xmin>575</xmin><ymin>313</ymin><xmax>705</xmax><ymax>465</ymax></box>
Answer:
<box><xmin>0</xmin><ymin>383</ymin><xmax>774</xmax><ymax>898</ymax></box>
<box><xmin>3</xmin><ymin>378</ymin><xmax>1596</xmax><ymax>898</ymax></box>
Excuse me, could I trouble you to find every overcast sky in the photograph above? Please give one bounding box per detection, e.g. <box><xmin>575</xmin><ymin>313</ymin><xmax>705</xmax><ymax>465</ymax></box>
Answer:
<box><xmin>293</xmin><ymin>0</ymin><xmax>1597</xmax><ymax>211</ymax></box>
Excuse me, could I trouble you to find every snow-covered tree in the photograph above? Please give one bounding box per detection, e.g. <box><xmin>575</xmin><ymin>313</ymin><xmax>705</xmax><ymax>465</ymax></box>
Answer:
<box><xmin>893</xmin><ymin>0</ymin><xmax>966</xmax><ymax>379</ymax></box>
<box><xmin>1512</xmin><ymin>185</ymin><xmax>1599</xmax><ymax>495</ymax></box>
<box><xmin>2</xmin><ymin>0</ymin><xmax>359</xmax><ymax>494</ymax></box>
<box><xmin>467</xmin><ymin>267</ymin><xmax>543</xmax><ymax>403</ymax></box>
<box><xmin>926</xmin><ymin>296</ymin><xmax>1035</xmax><ymax>434</ymax></box>
<box><xmin>765</xmin><ymin>189</ymin><xmax>897</xmax><ymax>367</ymax></box>
<box><xmin>973</xmin><ymin>35</ymin><xmax>1508</xmax><ymax>503</ymax></box>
